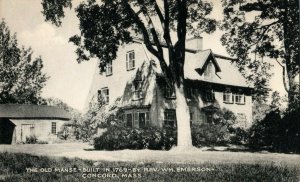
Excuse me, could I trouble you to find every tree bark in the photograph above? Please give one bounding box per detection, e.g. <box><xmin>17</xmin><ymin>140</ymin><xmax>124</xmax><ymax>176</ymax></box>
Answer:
<box><xmin>174</xmin><ymin>83</ymin><xmax>192</xmax><ymax>147</ymax></box>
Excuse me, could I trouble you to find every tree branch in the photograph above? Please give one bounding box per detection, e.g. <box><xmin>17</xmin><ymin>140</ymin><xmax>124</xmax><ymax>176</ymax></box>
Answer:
<box><xmin>122</xmin><ymin>1</ymin><xmax>159</xmax><ymax>59</ymax></box>
<box><xmin>275</xmin><ymin>59</ymin><xmax>289</xmax><ymax>92</ymax></box>
<box><xmin>248</xmin><ymin>21</ymin><xmax>279</xmax><ymax>48</ymax></box>
<box><xmin>240</xmin><ymin>2</ymin><xmax>285</xmax><ymax>12</ymax></box>
<box><xmin>122</xmin><ymin>1</ymin><xmax>170</xmax><ymax>79</ymax></box>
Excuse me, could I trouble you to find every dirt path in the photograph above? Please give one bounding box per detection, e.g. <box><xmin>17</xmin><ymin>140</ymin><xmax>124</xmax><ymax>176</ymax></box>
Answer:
<box><xmin>1</xmin><ymin>143</ymin><xmax>299</xmax><ymax>167</ymax></box>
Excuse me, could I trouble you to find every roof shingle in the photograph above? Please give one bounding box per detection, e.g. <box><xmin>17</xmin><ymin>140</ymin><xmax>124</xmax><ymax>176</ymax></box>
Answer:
<box><xmin>0</xmin><ymin>104</ymin><xmax>71</xmax><ymax>120</ymax></box>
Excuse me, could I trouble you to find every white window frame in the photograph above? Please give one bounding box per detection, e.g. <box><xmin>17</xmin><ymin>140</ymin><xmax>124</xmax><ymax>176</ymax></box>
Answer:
<box><xmin>51</xmin><ymin>122</ymin><xmax>56</xmax><ymax>134</ymax></box>
<box><xmin>204</xmin><ymin>61</ymin><xmax>213</xmax><ymax>79</ymax></box>
<box><xmin>133</xmin><ymin>81</ymin><xmax>143</xmax><ymax>100</ymax></box>
<box><xmin>235</xmin><ymin>93</ymin><xmax>245</xmax><ymax>104</ymax></box>
<box><xmin>164</xmin><ymin>85</ymin><xmax>176</xmax><ymax>99</ymax></box>
<box><xmin>126</xmin><ymin>50</ymin><xmax>135</xmax><ymax>71</ymax></box>
<box><xmin>223</xmin><ymin>92</ymin><xmax>233</xmax><ymax>103</ymax></box>
<box><xmin>106</xmin><ymin>60</ymin><xmax>112</xmax><ymax>76</ymax></box>
<box><xmin>100</xmin><ymin>87</ymin><xmax>109</xmax><ymax>104</ymax></box>
<box><xmin>164</xmin><ymin>109</ymin><xmax>176</xmax><ymax>127</ymax></box>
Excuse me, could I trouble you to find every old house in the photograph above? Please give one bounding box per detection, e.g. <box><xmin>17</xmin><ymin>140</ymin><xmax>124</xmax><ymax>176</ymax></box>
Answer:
<box><xmin>0</xmin><ymin>104</ymin><xmax>70</xmax><ymax>144</ymax></box>
<box><xmin>86</xmin><ymin>37</ymin><xmax>253</xmax><ymax>129</ymax></box>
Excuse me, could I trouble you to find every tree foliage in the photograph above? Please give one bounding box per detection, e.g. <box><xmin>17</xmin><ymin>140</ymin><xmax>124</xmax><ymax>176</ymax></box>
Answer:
<box><xmin>220</xmin><ymin>0</ymin><xmax>299</xmax><ymax>105</ymax></box>
<box><xmin>0</xmin><ymin>20</ymin><xmax>48</xmax><ymax>104</ymax></box>
<box><xmin>41</xmin><ymin>0</ymin><xmax>217</xmax><ymax>147</ymax></box>
<box><xmin>44</xmin><ymin>97</ymin><xmax>83</xmax><ymax>140</ymax></box>
<box><xmin>42</xmin><ymin>0</ymin><xmax>216</xmax><ymax>84</ymax></box>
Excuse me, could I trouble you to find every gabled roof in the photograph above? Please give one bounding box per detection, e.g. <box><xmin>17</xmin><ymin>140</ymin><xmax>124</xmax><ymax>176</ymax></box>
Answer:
<box><xmin>128</xmin><ymin>40</ymin><xmax>251</xmax><ymax>88</ymax></box>
<box><xmin>184</xmin><ymin>49</ymin><xmax>252</xmax><ymax>88</ymax></box>
<box><xmin>193</xmin><ymin>49</ymin><xmax>221</xmax><ymax>75</ymax></box>
<box><xmin>0</xmin><ymin>104</ymin><xmax>71</xmax><ymax>120</ymax></box>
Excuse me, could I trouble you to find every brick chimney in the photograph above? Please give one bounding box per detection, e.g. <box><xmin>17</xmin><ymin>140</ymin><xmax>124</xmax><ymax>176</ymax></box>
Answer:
<box><xmin>185</xmin><ymin>36</ymin><xmax>203</xmax><ymax>51</ymax></box>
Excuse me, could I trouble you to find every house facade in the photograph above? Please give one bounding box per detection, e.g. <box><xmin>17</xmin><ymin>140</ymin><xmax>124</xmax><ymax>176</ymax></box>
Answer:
<box><xmin>86</xmin><ymin>37</ymin><xmax>253</xmax><ymax>129</ymax></box>
<box><xmin>0</xmin><ymin>104</ymin><xmax>70</xmax><ymax>144</ymax></box>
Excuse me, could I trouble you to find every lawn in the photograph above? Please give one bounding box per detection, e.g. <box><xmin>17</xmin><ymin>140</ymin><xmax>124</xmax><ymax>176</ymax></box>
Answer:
<box><xmin>0</xmin><ymin>152</ymin><xmax>299</xmax><ymax>182</ymax></box>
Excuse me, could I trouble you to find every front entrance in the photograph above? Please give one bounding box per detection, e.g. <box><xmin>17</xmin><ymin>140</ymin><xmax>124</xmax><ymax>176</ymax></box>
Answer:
<box><xmin>0</xmin><ymin>118</ymin><xmax>16</xmax><ymax>144</ymax></box>
<box><xmin>21</xmin><ymin>124</ymin><xmax>35</xmax><ymax>142</ymax></box>
<box><xmin>138</xmin><ymin>113</ymin><xmax>146</xmax><ymax>128</ymax></box>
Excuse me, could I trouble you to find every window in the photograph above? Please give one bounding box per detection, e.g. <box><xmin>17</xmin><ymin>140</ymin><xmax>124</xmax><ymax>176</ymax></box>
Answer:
<box><xmin>203</xmin><ymin>89</ymin><xmax>215</xmax><ymax>102</ymax></box>
<box><xmin>206</xmin><ymin>113</ymin><xmax>213</xmax><ymax>123</ymax></box>
<box><xmin>190</xmin><ymin>111</ymin><xmax>194</xmax><ymax>122</ymax></box>
<box><xmin>133</xmin><ymin>81</ymin><xmax>143</xmax><ymax>100</ymax></box>
<box><xmin>51</xmin><ymin>122</ymin><xmax>56</xmax><ymax>134</ymax></box>
<box><xmin>235</xmin><ymin>94</ymin><xmax>245</xmax><ymax>104</ymax></box>
<box><xmin>138</xmin><ymin>112</ymin><xmax>146</xmax><ymax>128</ymax></box>
<box><xmin>223</xmin><ymin>88</ymin><xmax>233</xmax><ymax>103</ymax></box>
<box><xmin>126</xmin><ymin>113</ymin><xmax>133</xmax><ymax>127</ymax></box>
<box><xmin>204</xmin><ymin>61</ymin><xmax>213</xmax><ymax>79</ymax></box>
<box><xmin>164</xmin><ymin>85</ymin><xmax>176</xmax><ymax>99</ymax></box>
<box><xmin>126</xmin><ymin>50</ymin><xmax>135</xmax><ymax>70</ymax></box>
<box><xmin>164</xmin><ymin>109</ymin><xmax>176</xmax><ymax>127</ymax></box>
<box><xmin>126</xmin><ymin>111</ymin><xmax>150</xmax><ymax>128</ymax></box>
<box><xmin>223</xmin><ymin>92</ymin><xmax>232</xmax><ymax>103</ymax></box>
<box><xmin>106</xmin><ymin>60</ymin><xmax>112</xmax><ymax>76</ymax></box>
<box><xmin>98</xmin><ymin>87</ymin><xmax>109</xmax><ymax>104</ymax></box>
<box><xmin>186</xmin><ymin>87</ymin><xmax>194</xmax><ymax>98</ymax></box>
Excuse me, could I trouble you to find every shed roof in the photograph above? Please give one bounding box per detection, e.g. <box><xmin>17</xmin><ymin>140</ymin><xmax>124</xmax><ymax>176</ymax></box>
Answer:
<box><xmin>0</xmin><ymin>104</ymin><xmax>71</xmax><ymax>120</ymax></box>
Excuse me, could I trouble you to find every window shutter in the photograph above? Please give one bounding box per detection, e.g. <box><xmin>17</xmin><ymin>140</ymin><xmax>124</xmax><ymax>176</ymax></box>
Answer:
<box><xmin>146</xmin><ymin>112</ymin><xmax>150</xmax><ymax>126</ymax></box>
<box><xmin>244</xmin><ymin>95</ymin><xmax>246</xmax><ymax>103</ymax></box>
<box><xmin>126</xmin><ymin>53</ymin><xmax>128</xmax><ymax>70</ymax></box>
<box><xmin>232</xmin><ymin>94</ymin><xmax>234</xmax><ymax>103</ymax></box>
<box><xmin>134</xmin><ymin>112</ymin><xmax>139</xmax><ymax>127</ymax></box>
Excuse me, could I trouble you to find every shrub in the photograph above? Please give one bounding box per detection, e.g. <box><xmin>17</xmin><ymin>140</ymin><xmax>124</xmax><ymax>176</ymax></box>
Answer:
<box><xmin>274</xmin><ymin>108</ymin><xmax>300</xmax><ymax>153</ymax></box>
<box><xmin>57</xmin><ymin>126</ymin><xmax>70</xmax><ymax>140</ymax></box>
<box><xmin>249</xmin><ymin>109</ymin><xmax>282</xmax><ymax>150</ymax></box>
<box><xmin>229</xmin><ymin>127</ymin><xmax>249</xmax><ymax>145</ymax></box>
<box><xmin>36</xmin><ymin>140</ymin><xmax>48</xmax><ymax>144</ymax></box>
<box><xmin>94</xmin><ymin>125</ymin><xmax>176</xmax><ymax>150</ymax></box>
<box><xmin>192</xmin><ymin>123</ymin><xmax>230</xmax><ymax>147</ymax></box>
<box><xmin>191</xmin><ymin>108</ymin><xmax>248</xmax><ymax>147</ymax></box>
<box><xmin>249</xmin><ymin>108</ymin><xmax>300</xmax><ymax>153</ymax></box>
<box><xmin>25</xmin><ymin>135</ymin><xmax>37</xmax><ymax>144</ymax></box>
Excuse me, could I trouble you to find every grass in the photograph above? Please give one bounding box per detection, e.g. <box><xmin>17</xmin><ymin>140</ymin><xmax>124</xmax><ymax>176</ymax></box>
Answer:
<box><xmin>0</xmin><ymin>152</ymin><xmax>299</xmax><ymax>182</ymax></box>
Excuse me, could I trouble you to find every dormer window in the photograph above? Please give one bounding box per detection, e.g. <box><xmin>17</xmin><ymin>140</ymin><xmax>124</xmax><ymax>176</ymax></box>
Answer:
<box><xmin>126</xmin><ymin>50</ymin><xmax>135</xmax><ymax>70</ymax></box>
<box><xmin>106</xmin><ymin>60</ymin><xmax>112</xmax><ymax>76</ymax></box>
<box><xmin>204</xmin><ymin>61</ymin><xmax>213</xmax><ymax>79</ymax></box>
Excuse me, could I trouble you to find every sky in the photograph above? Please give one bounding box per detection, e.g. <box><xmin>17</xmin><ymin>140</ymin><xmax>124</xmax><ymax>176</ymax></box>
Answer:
<box><xmin>0</xmin><ymin>0</ymin><xmax>286</xmax><ymax>111</ymax></box>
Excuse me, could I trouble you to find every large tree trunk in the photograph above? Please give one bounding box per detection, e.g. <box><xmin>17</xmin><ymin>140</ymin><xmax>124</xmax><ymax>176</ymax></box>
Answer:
<box><xmin>174</xmin><ymin>83</ymin><xmax>192</xmax><ymax>147</ymax></box>
<box><xmin>287</xmin><ymin>74</ymin><xmax>299</xmax><ymax>109</ymax></box>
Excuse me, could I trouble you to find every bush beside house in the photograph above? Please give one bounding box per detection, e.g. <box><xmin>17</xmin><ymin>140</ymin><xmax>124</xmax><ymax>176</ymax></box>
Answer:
<box><xmin>94</xmin><ymin>126</ymin><xmax>177</xmax><ymax>150</ymax></box>
<box><xmin>93</xmin><ymin>108</ymin><xmax>249</xmax><ymax>150</ymax></box>
<box><xmin>249</xmin><ymin>107</ymin><xmax>300</xmax><ymax>153</ymax></box>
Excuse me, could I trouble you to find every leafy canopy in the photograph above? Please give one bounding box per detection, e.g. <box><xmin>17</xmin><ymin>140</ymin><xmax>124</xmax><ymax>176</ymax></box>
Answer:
<box><xmin>0</xmin><ymin>20</ymin><xmax>48</xmax><ymax>104</ymax></box>
<box><xmin>42</xmin><ymin>0</ymin><xmax>216</xmax><ymax>79</ymax></box>
<box><xmin>220</xmin><ymin>0</ymin><xmax>299</xmax><ymax>102</ymax></box>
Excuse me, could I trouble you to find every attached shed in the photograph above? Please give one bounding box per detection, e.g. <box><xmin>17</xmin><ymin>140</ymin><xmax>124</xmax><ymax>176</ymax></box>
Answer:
<box><xmin>0</xmin><ymin>104</ymin><xmax>70</xmax><ymax>144</ymax></box>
